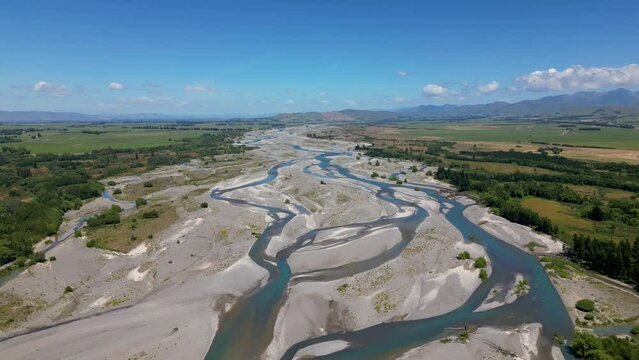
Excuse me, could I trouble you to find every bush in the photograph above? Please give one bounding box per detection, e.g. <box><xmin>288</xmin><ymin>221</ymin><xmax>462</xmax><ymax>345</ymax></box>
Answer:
<box><xmin>630</xmin><ymin>325</ymin><xmax>639</xmax><ymax>335</ymax></box>
<box><xmin>135</xmin><ymin>198</ymin><xmax>147</xmax><ymax>208</ymax></box>
<box><xmin>87</xmin><ymin>208</ymin><xmax>120</xmax><ymax>227</ymax></box>
<box><xmin>474</xmin><ymin>257</ymin><xmax>488</xmax><ymax>269</ymax></box>
<box><xmin>86</xmin><ymin>239</ymin><xmax>97</xmax><ymax>248</ymax></box>
<box><xmin>107</xmin><ymin>181</ymin><xmax>116</xmax><ymax>186</ymax></box>
<box><xmin>113</xmin><ymin>188</ymin><xmax>122</xmax><ymax>195</ymax></box>
<box><xmin>14</xmin><ymin>256</ymin><xmax>27</xmax><ymax>267</ymax></box>
<box><xmin>29</xmin><ymin>251</ymin><xmax>46</xmax><ymax>263</ymax></box>
<box><xmin>64</xmin><ymin>285</ymin><xmax>74</xmax><ymax>294</ymax></box>
<box><xmin>143</xmin><ymin>181</ymin><xmax>153</xmax><ymax>188</ymax></box>
<box><xmin>141</xmin><ymin>210</ymin><xmax>159</xmax><ymax>219</ymax></box>
<box><xmin>456</xmin><ymin>251</ymin><xmax>471</xmax><ymax>260</ymax></box>
<box><xmin>584</xmin><ymin>313</ymin><xmax>594</xmax><ymax>321</ymax></box>
<box><xmin>371</xmin><ymin>172</ymin><xmax>379</xmax><ymax>178</ymax></box>
<box><xmin>575</xmin><ymin>299</ymin><xmax>595</xmax><ymax>312</ymax></box>
<box><xmin>200</xmin><ymin>202</ymin><xmax>209</xmax><ymax>208</ymax></box>
<box><xmin>479</xmin><ymin>269</ymin><xmax>488</xmax><ymax>282</ymax></box>
<box><xmin>49</xmin><ymin>256</ymin><xmax>56</xmax><ymax>261</ymax></box>
<box><xmin>74</xmin><ymin>230</ymin><xmax>82</xmax><ymax>238</ymax></box>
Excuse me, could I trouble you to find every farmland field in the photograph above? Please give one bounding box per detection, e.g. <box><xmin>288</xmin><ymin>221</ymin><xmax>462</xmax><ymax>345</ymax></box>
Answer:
<box><xmin>392</xmin><ymin>122</ymin><xmax>639</xmax><ymax>150</ymax></box>
<box><xmin>1</xmin><ymin>122</ymin><xmax>265</xmax><ymax>153</ymax></box>
<box><xmin>521</xmin><ymin>197</ymin><xmax>639</xmax><ymax>243</ymax></box>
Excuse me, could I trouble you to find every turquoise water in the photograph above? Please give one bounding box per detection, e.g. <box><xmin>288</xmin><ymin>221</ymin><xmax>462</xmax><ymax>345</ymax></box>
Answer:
<box><xmin>205</xmin><ymin>148</ymin><xmax>574</xmax><ymax>360</ymax></box>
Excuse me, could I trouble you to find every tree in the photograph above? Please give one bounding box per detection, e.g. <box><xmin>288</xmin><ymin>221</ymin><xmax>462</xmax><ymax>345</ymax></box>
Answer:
<box><xmin>571</xmin><ymin>331</ymin><xmax>602</xmax><ymax>358</ymax></box>
<box><xmin>587</xmin><ymin>205</ymin><xmax>605</xmax><ymax>221</ymax></box>
<box><xmin>200</xmin><ymin>202</ymin><xmax>209</xmax><ymax>208</ymax></box>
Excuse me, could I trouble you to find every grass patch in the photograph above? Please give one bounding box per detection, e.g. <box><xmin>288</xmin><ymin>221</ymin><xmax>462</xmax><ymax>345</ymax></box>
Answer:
<box><xmin>87</xmin><ymin>205</ymin><xmax>178</xmax><ymax>253</ymax></box>
<box><xmin>120</xmin><ymin>176</ymin><xmax>187</xmax><ymax>201</ymax></box>
<box><xmin>373</xmin><ymin>291</ymin><xmax>396</xmax><ymax>314</ymax></box>
<box><xmin>540</xmin><ymin>256</ymin><xmax>579</xmax><ymax>279</ymax></box>
<box><xmin>521</xmin><ymin>197</ymin><xmax>639</xmax><ymax>243</ymax></box>
<box><xmin>0</xmin><ymin>293</ymin><xmax>40</xmax><ymax>330</ymax></box>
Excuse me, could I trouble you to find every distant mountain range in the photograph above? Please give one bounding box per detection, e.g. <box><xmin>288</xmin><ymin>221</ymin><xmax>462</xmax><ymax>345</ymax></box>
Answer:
<box><xmin>274</xmin><ymin>88</ymin><xmax>639</xmax><ymax>123</ymax></box>
<box><xmin>2</xmin><ymin>88</ymin><xmax>639</xmax><ymax>123</ymax></box>
<box><xmin>398</xmin><ymin>88</ymin><xmax>639</xmax><ymax>119</ymax></box>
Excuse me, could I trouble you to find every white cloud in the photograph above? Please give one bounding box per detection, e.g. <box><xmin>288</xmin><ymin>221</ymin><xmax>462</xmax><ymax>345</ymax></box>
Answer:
<box><xmin>477</xmin><ymin>81</ymin><xmax>500</xmax><ymax>94</ymax></box>
<box><xmin>184</xmin><ymin>84</ymin><xmax>213</xmax><ymax>93</ymax></box>
<box><xmin>284</xmin><ymin>99</ymin><xmax>295</xmax><ymax>104</ymax></box>
<box><xmin>398</xmin><ymin>70</ymin><xmax>410</xmax><ymax>76</ymax></box>
<box><xmin>319</xmin><ymin>91</ymin><xmax>326</xmax><ymax>96</ymax></box>
<box><xmin>129</xmin><ymin>96</ymin><xmax>186</xmax><ymax>107</ymax></box>
<box><xmin>343</xmin><ymin>99</ymin><xmax>357</xmax><ymax>106</ymax></box>
<box><xmin>32</xmin><ymin>81</ymin><xmax>70</xmax><ymax>97</ymax></box>
<box><xmin>320</xmin><ymin>99</ymin><xmax>329</xmax><ymax>104</ymax></box>
<box><xmin>515</xmin><ymin>64</ymin><xmax>639</xmax><ymax>92</ymax></box>
<box><xmin>422</xmin><ymin>84</ymin><xmax>448</xmax><ymax>97</ymax></box>
<box><xmin>108</xmin><ymin>82</ymin><xmax>124</xmax><ymax>90</ymax></box>
<box><xmin>393</xmin><ymin>97</ymin><xmax>407</xmax><ymax>103</ymax></box>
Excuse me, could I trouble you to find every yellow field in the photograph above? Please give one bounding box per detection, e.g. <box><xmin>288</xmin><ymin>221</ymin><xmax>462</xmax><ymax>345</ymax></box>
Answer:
<box><xmin>450</xmin><ymin>160</ymin><xmax>558</xmax><ymax>175</ymax></box>
<box><xmin>566</xmin><ymin>185</ymin><xmax>636</xmax><ymax>202</ymax></box>
<box><xmin>521</xmin><ymin>197</ymin><xmax>639</xmax><ymax>243</ymax></box>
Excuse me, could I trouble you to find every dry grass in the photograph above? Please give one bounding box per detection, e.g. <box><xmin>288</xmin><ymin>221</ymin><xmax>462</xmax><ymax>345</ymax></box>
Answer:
<box><xmin>0</xmin><ymin>292</ymin><xmax>42</xmax><ymax>331</ymax></box>
<box><xmin>561</xmin><ymin>147</ymin><xmax>639</xmax><ymax>164</ymax></box>
<box><xmin>120</xmin><ymin>176</ymin><xmax>187</xmax><ymax>201</ymax></box>
<box><xmin>87</xmin><ymin>205</ymin><xmax>179</xmax><ymax>253</ymax></box>
<box><xmin>448</xmin><ymin>159</ymin><xmax>558</xmax><ymax>175</ymax></box>
<box><xmin>567</xmin><ymin>185</ymin><xmax>636</xmax><ymax>202</ymax></box>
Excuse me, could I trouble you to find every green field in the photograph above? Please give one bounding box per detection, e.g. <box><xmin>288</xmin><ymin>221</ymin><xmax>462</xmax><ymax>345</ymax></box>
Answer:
<box><xmin>1</xmin><ymin>122</ymin><xmax>259</xmax><ymax>153</ymax></box>
<box><xmin>521</xmin><ymin>197</ymin><xmax>639</xmax><ymax>243</ymax></box>
<box><xmin>394</xmin><ymin>122</ymin><xmax>639</xmax><ymax>150</ymax></box>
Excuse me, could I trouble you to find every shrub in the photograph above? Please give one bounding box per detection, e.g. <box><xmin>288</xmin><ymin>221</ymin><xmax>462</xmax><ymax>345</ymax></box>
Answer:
<box><xmin>371</xmin><ymin>172</ymin><xmax>379</xmax><ymax>178</ymax></box>
<box><xmin>584</xmin><ymin>313</ymin><xmax>594</xmax><ymax>321</ymax></box>
<box><xmin>74</xmin><ymin>230</ymin><xmax>82</xmax><ymax>238</ymax></box>
<box><xmin>64</xmin><ymin>285</ymin><xmax>74</xmax><ymax>294</ymax></box>
<box><xmin>113</xmin><ymin>188</ymin><xmax>122</xmax><ymax>195</ymax></box>
<box><xmin>143</xmin><ymin>181</ymin><xmax>153</xmax><ymax>188</ymax></box>
<box><xmin>29</xmin><ymin>251</ymin><xmax>46</xmax><ymax>263</ymax></box>
<box><xmin>14</xmin><ymin>256</ymin><xmax>27</xmax><ymax>267</ymax></box>
<box><xmin>135</xmin><ymin>198</ymin><xmax>147</xmax><ymax>208</ymax></box>
<box><xmin>474</xmin><ymin>257</ymin><xmax>487</xmax><ymax>269</ymax></box>
<box><xmin>456</xmin><ymin>251</ymin><xmax>471</xmax><ymax>260</ymax></box>
<box><xmin>200</xmin><ymin>202</ymin><xmax>209</xmax><ymax>208</ymax></box>
<box><xmin>49</xmin><ymin>256</ymin><xmax>56</xmax><ymax>261</ymax></box>
<box><xmin>87</xmin><ymin>208</ymin><xmax>120</xmax><ymax>227</ymax></box>
<box><xmin>86</xmin><ymin>239</ymin><xmax>97</xmax><ymax>248</ymax></box>
<box><xmin>575</xmin><ymin>299</ymin><xmax>595</xmax><ymax>312</ymax></box>
<box><xmin>630</xmin><ymin>325</ymin><xmax>639</xmax><ymax>335</ymax></box>
<box><xmin>107</xmin><ymin>181</ymin><xmax>116</xmax><ymax>186</ymax></box>
<box><xmin>479</xmin><ymin>269</ymin><xmax>488</xmax><ymax>282</ymax></box>
<box><xmin>141</xmin><ymin>210</ymin><xmax>159</xmax><ymax>219</ymax></box>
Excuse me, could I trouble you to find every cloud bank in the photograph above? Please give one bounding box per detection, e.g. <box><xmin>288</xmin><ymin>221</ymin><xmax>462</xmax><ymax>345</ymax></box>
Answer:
<box><xmin>515</xmin><ymin>64</ymin><xmax>639</xmax><ymax>92</ymax></box>
<box><xmin>32</xmin><ymin>81</ymin><xmax>70</xmax><ymax>97</ymax></box>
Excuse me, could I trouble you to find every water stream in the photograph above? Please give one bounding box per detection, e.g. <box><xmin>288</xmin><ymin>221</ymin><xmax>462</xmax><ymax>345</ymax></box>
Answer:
<box><xmin>205</xmin><ymin>143</ymin><xmax>574</xmax><ymax>360</ymax></box>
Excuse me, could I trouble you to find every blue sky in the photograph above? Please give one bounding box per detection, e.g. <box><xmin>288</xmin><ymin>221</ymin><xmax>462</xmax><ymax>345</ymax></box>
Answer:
<box><xmin>1</xmin><ymin>0</ymin><xmax>638</xmax><ymax>115</ymax></box>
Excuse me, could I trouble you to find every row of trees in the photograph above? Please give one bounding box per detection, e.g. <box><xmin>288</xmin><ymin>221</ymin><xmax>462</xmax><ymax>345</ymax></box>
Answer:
<box><xmin>570</xmin><ymin>234</ymin><xmax>639</xmax><ymax>286</ymax></box>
